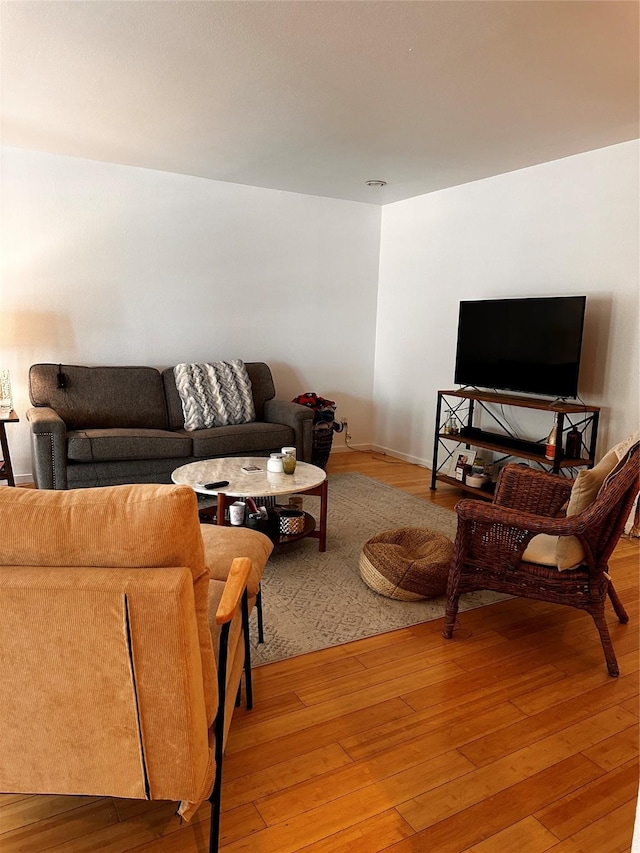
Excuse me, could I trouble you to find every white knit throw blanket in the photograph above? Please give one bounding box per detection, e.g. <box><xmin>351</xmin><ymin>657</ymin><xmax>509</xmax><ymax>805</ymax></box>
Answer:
<box><xmin>174</xmin><ymin>361</ymin><xmax>255</xmax><ymax>430</ymax></box>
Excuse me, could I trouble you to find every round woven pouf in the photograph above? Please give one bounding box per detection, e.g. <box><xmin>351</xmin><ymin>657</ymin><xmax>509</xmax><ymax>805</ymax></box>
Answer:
<box><xmin>359</xmin><ymin>527</ymin><xmax>454</xmax><ymax>601</ymax></box>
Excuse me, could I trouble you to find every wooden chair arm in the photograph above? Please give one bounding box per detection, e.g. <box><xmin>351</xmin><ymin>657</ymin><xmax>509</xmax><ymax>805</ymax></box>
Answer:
<box><xmin>493</xmin><ymin>464</ymin><xmax>573</xmax><ymax>516</ymax></box>
<box><xmin>215</xmin><ymin>557</ymin><xmax>252</xmax><ymax>625</ymax></box>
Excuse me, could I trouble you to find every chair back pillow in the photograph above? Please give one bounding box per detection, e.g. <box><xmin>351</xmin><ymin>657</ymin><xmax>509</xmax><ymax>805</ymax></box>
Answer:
<box><xmin>556</xmin><ymin>433</ymin><xmax>640</xmax><ymax>569</ymax></box>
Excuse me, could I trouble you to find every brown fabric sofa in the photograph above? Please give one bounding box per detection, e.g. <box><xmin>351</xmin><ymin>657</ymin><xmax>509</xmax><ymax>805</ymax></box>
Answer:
<box><xmin>0</xmin><ymin>482</ymin><xmax>273</xmax><ymax>851</ymax></box>
<box><xmin>26</xmin><ymin>361</ymin><xmax>314</xmax><ymax>489</ymax></box>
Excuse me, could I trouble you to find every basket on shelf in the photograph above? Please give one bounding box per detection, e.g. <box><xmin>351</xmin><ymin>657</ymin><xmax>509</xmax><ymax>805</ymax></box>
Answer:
<box><xmin>292</xmin><ymin>392</ymin><xmax>344</xmax><ymax>470</ymax></box>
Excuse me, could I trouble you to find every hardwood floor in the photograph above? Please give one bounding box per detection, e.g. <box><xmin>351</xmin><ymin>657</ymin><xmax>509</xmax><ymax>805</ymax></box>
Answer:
<box><xmin>2</xmin><ymin>451</ymin><xmax>638</xmax><ymax>852</ymax></box>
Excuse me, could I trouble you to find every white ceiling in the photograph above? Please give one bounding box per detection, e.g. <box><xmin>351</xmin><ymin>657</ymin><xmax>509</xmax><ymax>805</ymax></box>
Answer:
<box><xmin>1</xmin><ymin>0</ymin><xmax>638</xmax><ymax>204</ymax></box>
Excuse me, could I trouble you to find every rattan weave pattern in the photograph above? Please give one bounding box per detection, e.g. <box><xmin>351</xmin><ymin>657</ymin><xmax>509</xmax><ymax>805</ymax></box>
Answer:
<box><xmin>443</xmin><ymin>443</ymin><xmax>640</xmax><ymax>677</ymax></box>
<box><xmin>360</xmin><ymin>527</ymin><xmax>453</xmax><ymax>600</ymax></box>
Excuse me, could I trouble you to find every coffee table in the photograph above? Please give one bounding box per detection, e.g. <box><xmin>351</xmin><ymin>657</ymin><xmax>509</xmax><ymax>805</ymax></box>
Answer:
<box><xmin>171</xmin><ymin>457</ymin><xmax>328</xmax><ymax>551</ymax></box>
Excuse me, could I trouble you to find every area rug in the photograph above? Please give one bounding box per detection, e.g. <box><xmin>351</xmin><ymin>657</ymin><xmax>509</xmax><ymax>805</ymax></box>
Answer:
<box><xmin>250</xmin><ymin>472</ymin><xmax>506</xmax><ymax>665</ymax></box>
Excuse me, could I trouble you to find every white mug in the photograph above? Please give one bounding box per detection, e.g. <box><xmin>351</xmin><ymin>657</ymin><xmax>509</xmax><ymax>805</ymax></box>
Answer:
<box><xmin>281</xmin><ymin>446</ymin><xmax>296</xmax><ymax>458</ymax></box>
<box><xmin>229</xmin><ymin>501</ymin><xmax>245</xmax><ymax>526</ymax></box>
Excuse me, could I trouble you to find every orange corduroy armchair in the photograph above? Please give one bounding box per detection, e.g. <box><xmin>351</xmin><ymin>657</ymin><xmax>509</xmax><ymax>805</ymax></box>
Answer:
<box><xmin>0</xmin><ymin>482</ymin><xmax>272</xmax><ymax>852</ymax></box>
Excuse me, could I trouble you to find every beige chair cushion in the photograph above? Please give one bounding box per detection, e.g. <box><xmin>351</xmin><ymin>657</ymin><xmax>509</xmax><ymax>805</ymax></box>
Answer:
<box><xmin>524</xmin><ymin>433</ymin><xmax>639</xmax><ymax>570</ymax></box>
<box><xmin>521</xmin><ymin>533</ymin><xmax>559</xmax><ymax>567</ymax></box>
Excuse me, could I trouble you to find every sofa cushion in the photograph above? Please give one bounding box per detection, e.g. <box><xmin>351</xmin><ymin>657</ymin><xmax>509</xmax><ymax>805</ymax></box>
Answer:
<box><xmin>187</xmin><ymin>421</ymin><xmax>293</xmax><ymax>458</ymax></box>
<box><xmin>67</xmin><ymin>428</ymin><xmax>193</xmax><ymax>462</ymax></box>
<box><xmin>29</xmin><ymin>364</ymin><xmax>169</xmax><ymax>430</ymax></box>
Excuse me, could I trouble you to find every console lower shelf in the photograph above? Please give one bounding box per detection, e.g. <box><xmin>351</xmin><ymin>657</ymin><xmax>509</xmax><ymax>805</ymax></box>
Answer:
<box><xmin>450</xmin><ymin>427</ymin><xmax>589</xmax><ymax>468</ymax></box>
<box><xmin>435</xmin><ymin>473</ymin><xmax>495</xmax><ymax>499</ymax></box>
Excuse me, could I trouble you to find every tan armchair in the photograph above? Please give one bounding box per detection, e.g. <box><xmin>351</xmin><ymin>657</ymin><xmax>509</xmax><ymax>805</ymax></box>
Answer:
<box><xmin>0</xmin><ymin>482</ymin><xmax>273</xmax><ymax>852</ymax></box>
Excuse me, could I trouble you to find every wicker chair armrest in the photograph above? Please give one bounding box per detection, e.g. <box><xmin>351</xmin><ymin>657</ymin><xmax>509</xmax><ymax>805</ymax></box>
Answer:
<box><xmin>493</xmin><ymin>464</ymin><xmax>573</xmax><ymax>516</ymax></box>
<box><xmin>453</xmin><ymin>498</ymin><xmax>594</xmax><ymax>571</ymax></box>
<box><xmin>456</xmin><ymin>498</ymin><xmax>588</xmax><ymax>536</ymax></box>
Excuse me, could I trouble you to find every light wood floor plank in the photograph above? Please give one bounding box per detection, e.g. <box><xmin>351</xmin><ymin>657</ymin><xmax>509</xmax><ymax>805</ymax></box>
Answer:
<box><xmin>256</xmin><ymin>701</ymin><xmax>522</xmax><ymax>827</ymax></box>
<box><xmin>223</xmin><ymin>696</ymin><xmax>414</xmax><ymax>780</ymax></box>
<box><xmin>396</xmin><ymin>706</ymin><xmax>634</xmax><ymax>831</ymax></box>
<box><xmin>394</xmin><ymin>754</ymin><xmax>603</xmax><ymax>852</ymax></box>
<box><xmin>562</xmin><ymin>799</ymin><xmax>637</xmax><ymax>853</ymax></box>
<box><xmin>295</xmin><ymin>809</ymin><xmax>416</xmax><ymax>853</ymax></box>
<box><xmin>461</xmin><ymin>816</ymin><xmax>559</xmax><ymax>853</ymax></box>
<box><xmin>534</xmin><ymin>759</ymin><xmax>638</xmax><ymax>841</ymax></box>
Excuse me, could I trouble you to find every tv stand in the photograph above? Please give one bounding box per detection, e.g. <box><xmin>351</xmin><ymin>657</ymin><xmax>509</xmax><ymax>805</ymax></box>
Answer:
<box><xmin>430</xmin><ymin>389</ymin><xmax>600</xmax><ymax>500</ymax></box>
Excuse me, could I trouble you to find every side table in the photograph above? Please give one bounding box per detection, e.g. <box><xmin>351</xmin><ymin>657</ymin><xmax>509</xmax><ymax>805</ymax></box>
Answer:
<box><xmin>0</xmin><ymin>410</ymin><xmax>19</xmax><ymax>487</ymax></box>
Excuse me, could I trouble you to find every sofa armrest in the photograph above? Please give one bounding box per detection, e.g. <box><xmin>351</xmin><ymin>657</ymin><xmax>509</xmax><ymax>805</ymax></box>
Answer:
<box><xmin>26</xmin><ymin>406</ymin><xmax>68</xmax><ymax>489</ymax></box>
<box><xmin>263</xmin><ymin>399</ymin><xmax>314</xmax><ymax>462</ymax></box>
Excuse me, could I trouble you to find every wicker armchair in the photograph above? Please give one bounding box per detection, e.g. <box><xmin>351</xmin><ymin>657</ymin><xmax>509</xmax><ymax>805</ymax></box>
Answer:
<box><xmin>443</xmin><ymin>442</ymin><xmax>640</xmax><ymax>677</ymax></box>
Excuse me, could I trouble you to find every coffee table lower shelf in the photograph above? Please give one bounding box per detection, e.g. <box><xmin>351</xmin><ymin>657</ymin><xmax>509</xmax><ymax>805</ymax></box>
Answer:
<box><xmin>199</xmin><ymin>506</ymin><xmax>318</xmax><ymax>548</ymax></box>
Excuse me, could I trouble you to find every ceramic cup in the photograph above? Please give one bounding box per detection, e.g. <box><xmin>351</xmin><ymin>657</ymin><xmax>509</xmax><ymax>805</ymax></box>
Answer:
<box><xmin>229</xmin><ymin>501</ymin><xmax>245</xmax><ymax>526</ymax></box>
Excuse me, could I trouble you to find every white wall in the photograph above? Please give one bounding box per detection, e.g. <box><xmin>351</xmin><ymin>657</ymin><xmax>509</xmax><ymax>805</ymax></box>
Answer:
<box><xmin>0</xmin><ymin>148</ymin><xmax>381</xmax><ymax>481</ymax></box>
<box><xmin>374</xmin><ymin>141</ymin><xmax>640</xmax><ymax>466</ymax></box>
<box><xmin>2</xmin><ymin>142</ymin><xmax>638</xmax><ymax>483</ymax></box>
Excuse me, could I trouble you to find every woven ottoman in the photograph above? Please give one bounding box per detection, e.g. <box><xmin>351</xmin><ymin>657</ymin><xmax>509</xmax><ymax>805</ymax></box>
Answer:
<box><xmin>359</xmin><ymin>527</ymin><xmax>454</xmax><ymax>600</ymax></box>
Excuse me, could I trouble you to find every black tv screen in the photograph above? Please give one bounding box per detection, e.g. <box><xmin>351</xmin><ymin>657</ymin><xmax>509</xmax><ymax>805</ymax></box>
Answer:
<box><xmin>454</xmin><ymin>296</ymin><xmax>586</xmax><ymax>398</ymax></box>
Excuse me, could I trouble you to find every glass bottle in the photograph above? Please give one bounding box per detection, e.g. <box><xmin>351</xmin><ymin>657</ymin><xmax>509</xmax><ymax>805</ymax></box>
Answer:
<box><xmin>545</xmin><ymin>414</ymin><xmax>559</xmax><ymax>461</ymax></box>
<box><xmin>565</xmin><ymin>427</ymin><xmax>582</xmax><ymax>459</ymax></box>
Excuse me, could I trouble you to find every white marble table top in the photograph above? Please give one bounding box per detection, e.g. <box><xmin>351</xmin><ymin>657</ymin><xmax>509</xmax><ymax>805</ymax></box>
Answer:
<box><xmin>171</xmin><ymin>456</ymin><xmax>326</xmax><ymax>498</ymax></box>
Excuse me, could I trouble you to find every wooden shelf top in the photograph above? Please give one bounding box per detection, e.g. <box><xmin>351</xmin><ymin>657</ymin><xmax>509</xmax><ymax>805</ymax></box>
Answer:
<box><xmin>438</xmin><ymin>389</ymin><xmax>599</xmax><ymax>414</ymax></box>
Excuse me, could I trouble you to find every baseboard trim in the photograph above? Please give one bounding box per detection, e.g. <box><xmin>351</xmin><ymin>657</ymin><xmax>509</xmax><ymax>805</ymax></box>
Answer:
<box><xmin>369</xmin><ymin>444</ymin><xmax>432</xmax><ymax>469</ymax></box>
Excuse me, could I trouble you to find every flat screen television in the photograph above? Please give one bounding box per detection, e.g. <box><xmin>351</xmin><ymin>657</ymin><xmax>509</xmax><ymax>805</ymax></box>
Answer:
<box><xmin>454</xmin><ymin>296</ymin><xmax>586</xmax><ymax>399</ymax></box>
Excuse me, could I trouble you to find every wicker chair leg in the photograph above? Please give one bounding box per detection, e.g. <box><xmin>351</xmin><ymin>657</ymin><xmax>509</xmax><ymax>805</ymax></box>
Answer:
<box><xmin>607</xmin><ymin>579</ymin><xmax>629</xmax><ymax>624</ymax></box>
<box><xmin>591</xmin><ymin>611</ymin><xmax>620</xmax><ymax>677</ymax></box>
<box><xmin>442</xmin><ymin>597</ymin><xmax>460</xmax><ymax>639</ymax></box>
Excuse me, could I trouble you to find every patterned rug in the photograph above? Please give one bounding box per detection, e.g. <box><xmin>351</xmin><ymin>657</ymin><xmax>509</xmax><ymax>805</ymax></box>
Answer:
<box><xmin>250</xmin><ymin>472</ymin><xmax>506</xmax><ymax>665</ymax></box>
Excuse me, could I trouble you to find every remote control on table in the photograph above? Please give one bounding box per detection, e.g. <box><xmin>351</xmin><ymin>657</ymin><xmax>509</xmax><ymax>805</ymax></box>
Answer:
<box><xmin>203</xmin><ymin>480</ymin><xmax>230</xmax><ymax>489</ymax></box>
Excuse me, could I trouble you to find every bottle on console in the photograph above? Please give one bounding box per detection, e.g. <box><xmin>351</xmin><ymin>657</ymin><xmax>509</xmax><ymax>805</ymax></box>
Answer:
<box><xmin>545</xmin><ymin>414</ymin><xmax>559</xmax><ymax>461</ymax></box>
<box><xmin>565</xmin><ymin>426</ymin><xmax>582</xmax><ymax>459</ymax></box>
